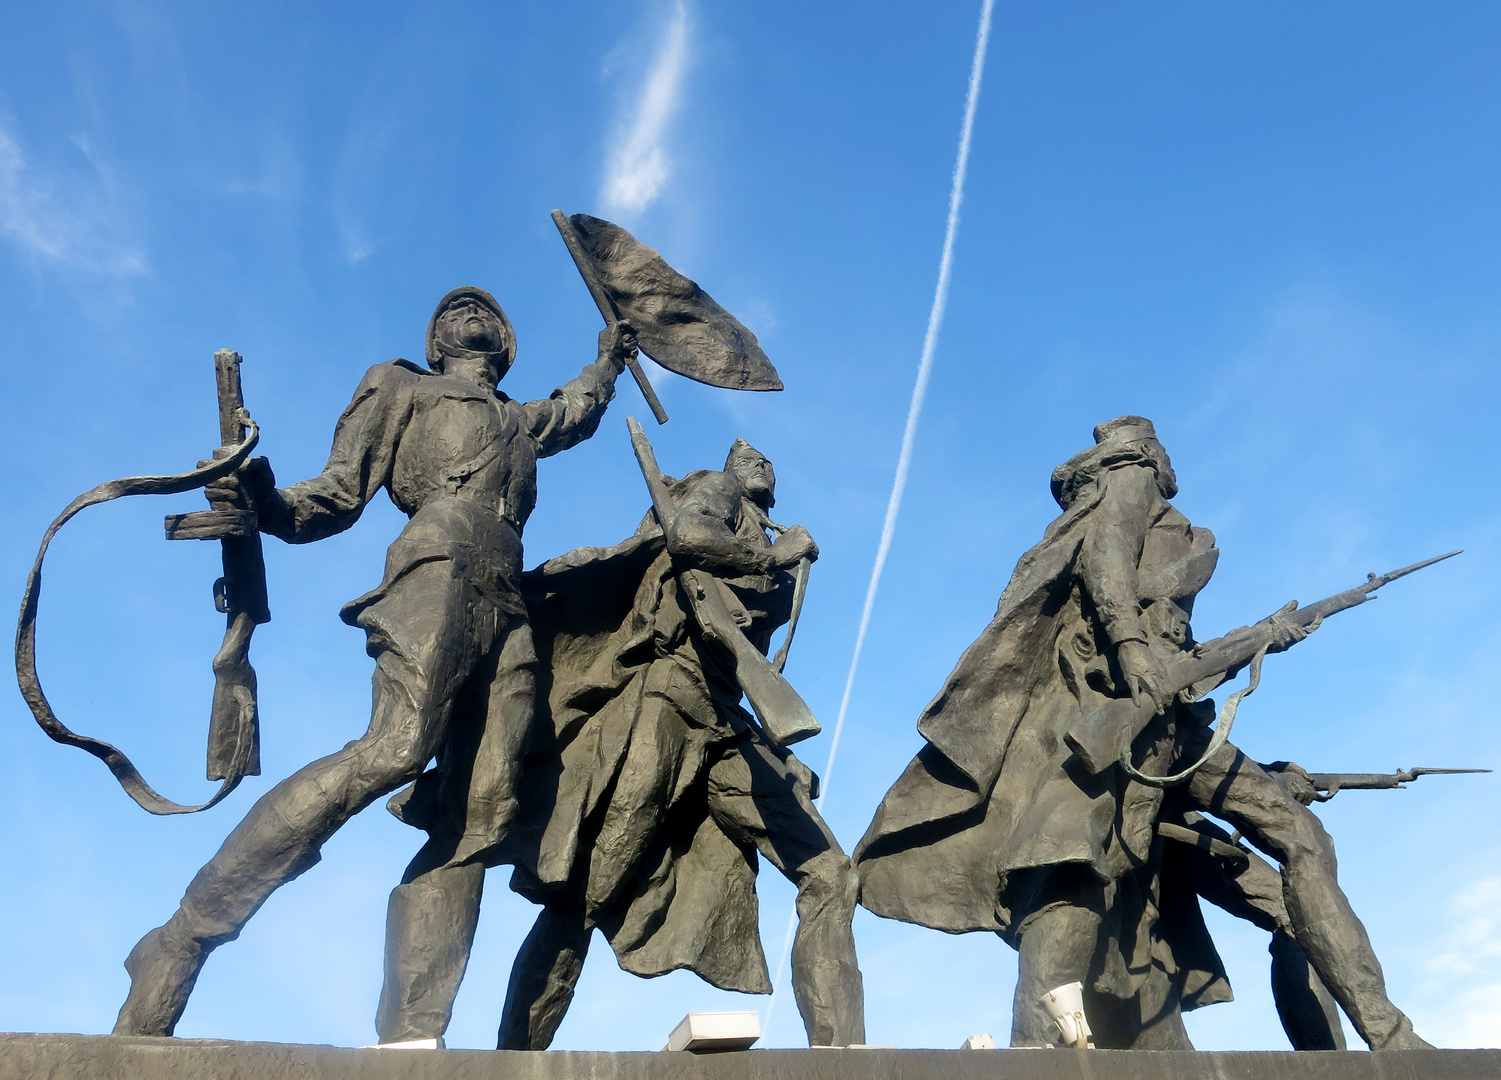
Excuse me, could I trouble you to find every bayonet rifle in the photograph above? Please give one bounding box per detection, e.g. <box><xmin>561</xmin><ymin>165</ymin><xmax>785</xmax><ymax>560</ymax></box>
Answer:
<box><xmin>1066</xmin><ymin>551</ymin><xmax>1463</xmax><ymax>777</ymax></box>
<box><xmin>1303</xmin><ymin>767</ymin><xmax>1490</xmax><ymax>802</ymax></box>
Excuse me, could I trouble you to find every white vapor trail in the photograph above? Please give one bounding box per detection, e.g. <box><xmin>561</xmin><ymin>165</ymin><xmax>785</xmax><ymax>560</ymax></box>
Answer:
<box><xmin>602</xmin><ymin>1</ymin><xmax>690</xmax><ymax>215</ymax></box>
<box><xmin>0</xmin><ymin>123</ymin><xmax>146</xmax><ymax>275</ymax></box>
<box><xmin>762</xmin><ymin>0</ymin><xmax>996</xmax><ymax>1041</ymax></box>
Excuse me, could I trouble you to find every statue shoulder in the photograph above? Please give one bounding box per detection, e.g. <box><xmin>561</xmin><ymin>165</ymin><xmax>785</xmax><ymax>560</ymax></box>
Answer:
<box><xmin>354</xmin><ymin>358</ymin><xmax>429</xmax><ymax>393</ymax></box>
<box><xmin>670</xmin><ymin>468</ymin><xmax>732</xmax><ymax>502</ymax></box>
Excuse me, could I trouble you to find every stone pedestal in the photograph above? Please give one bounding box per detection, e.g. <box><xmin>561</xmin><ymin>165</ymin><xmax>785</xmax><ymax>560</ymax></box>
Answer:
<box><xmin>2</xmin><ymin>1032</ymin><xmax>1497</xmax><ymax>1080</ymax></box>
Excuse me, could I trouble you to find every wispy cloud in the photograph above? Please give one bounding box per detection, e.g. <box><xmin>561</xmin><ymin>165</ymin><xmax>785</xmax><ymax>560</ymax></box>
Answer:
<box><xmin>600</xmin><ymin>1</ymin><xmax>691</xmax><ymax>217</ymax></box>
<box><xmin>1414</xmin><ymin>874</ymin><xmax>1501</xmax><ymax>1047</ymax></box>
<box><xmin>0</xmin><ymin>121</ymin><xmax>146</xmax><ymax>276</ymax></box>
<box><xmin>329</xmin><ymin>111</ymin><xmax>396</xmax><ymax>264</ymax></box>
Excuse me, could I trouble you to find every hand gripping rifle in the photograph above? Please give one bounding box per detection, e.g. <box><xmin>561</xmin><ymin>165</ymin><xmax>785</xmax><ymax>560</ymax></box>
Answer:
<box><xmin>1303</xmin><ymin>767</ymin><xmax>1490</xmax><ymax>802</ymax></box>
<box><xmin>627</xmin><ymin>416</ymin><xmax>821</xmax><ymax>747</ymax></box>
<box><xmin>16</xmin><ymin>350</ymin><xmax>267</xmax><ymax>813</ymax></box>
<box><xmin>738</xmin><ymin>500</ymin><xmax>810</xmax><ymax>675</ymax></box>
<box><xmin>1064</xmin><ymin>550</ymin><xmax>1462</xmax><ymax>782</ymax></box>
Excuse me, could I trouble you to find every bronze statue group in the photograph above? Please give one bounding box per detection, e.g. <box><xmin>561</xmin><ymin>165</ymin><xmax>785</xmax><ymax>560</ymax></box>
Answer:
<box><xmin>99</xmin><ymin>286</ymin><xmax>1436</xmax><ymax>1052</ymax></box>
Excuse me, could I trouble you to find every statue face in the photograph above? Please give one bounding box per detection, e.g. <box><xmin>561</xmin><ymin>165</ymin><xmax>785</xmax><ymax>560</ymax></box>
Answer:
<box><xmin>439</xmin><ymin>299</ymin><xmax>506</xmax><ymax>354</ymax></box>
<box><xmin>1148</xmin><ymin>440</ymin><xmax>1179</xmax><ymax>497</ymax></box>
<box><xmin>731</xmin><ymin>453</ymin><xmax>776</xmax><ymax>502</ymax></box>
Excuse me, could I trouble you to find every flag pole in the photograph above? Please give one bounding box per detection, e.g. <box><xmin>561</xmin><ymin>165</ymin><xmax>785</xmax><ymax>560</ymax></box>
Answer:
<box><xmin>551</xmin><ymin>209</ymin><xmax>669</xmax><ymax>425</ymax></box>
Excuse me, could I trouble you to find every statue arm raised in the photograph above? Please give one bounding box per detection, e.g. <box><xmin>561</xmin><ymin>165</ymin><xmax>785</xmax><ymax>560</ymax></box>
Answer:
<box><xmin>526</xmin><ymin>325</ymin><xmax>633</xmax><ymax>458</ymax></box>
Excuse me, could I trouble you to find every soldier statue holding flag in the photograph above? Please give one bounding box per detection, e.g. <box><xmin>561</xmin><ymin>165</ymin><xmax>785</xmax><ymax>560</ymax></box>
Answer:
<box><xmin>110</xmin><ymin>286</ymin><xmax>636</xmax><ymax>1038</ymax></box>
<box><xmin>98</xmin><ymin>213</ymin><xmax>787</xmax><ymax>1040</ymax></box>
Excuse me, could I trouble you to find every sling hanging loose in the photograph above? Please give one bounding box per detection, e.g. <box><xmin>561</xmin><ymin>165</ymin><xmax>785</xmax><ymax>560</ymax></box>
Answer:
<box><xmin>15</xmin><ymin>424</ymin><xmax>261</xmax><ymax>814</ymax></box>
<box><xmin>1118</xmin><ymin>645</ymin><xmax>1270</xmax><ymax>789</ymax></box>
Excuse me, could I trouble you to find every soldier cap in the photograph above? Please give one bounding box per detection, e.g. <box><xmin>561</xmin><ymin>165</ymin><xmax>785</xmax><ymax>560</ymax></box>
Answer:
<box><xmin>726</xmin><ymin>438</ymin><xmax>775</xmax><ymax>508</ymax></box>
<box><xmin>1052</xmin><ymin>415</ymin><xmax>1177</xmax><ymax>508</ymax></box>
<box><xmin>1093</xmin><ymin>415</ymin><xmax>1159</xmax><ymax>446</ymax></box>
<box><xmin>725</xmin><ymin>437</ymin><xmax>768</xmax><ymax>471</ymax></box>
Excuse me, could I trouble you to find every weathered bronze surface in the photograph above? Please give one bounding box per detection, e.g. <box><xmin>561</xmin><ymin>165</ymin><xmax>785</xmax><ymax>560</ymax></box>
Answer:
<box><xmin>109</xmin><ymin>286</ymin><xmax>634</xmax><ymax>1039</ymax></box>
<box><xmin>390</xmin><ymin>433</ymin><xmax>864</xmax><ymax>1050</ymax></box>
<box><xmin>855</xmin><ymin>416</ymin><xmax>1442</xmax><ymax>1051</ymax></box>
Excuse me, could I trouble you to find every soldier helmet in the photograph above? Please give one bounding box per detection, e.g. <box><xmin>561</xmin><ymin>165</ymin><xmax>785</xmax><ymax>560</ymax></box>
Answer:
<box><xmin>426</xmin><ymin>286</ymin><xmax>516</xmax><ymax>372</ymax></box>
<box><xmin>1092</xmin><ymin>415</ymin><xmax>1159</xmax><ymax>445</ymax></box>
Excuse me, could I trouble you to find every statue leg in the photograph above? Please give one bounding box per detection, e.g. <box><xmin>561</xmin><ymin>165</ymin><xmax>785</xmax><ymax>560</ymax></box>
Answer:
<box><xmin>449</xmin><ymin>621</ymin><xmax>538</xmax><ymax>865</ymax></box>
<box><xmin>706</xmin><ymin>740</ymin><xmax>865</xmax><ymax>1047</ymax></box>
<box><xmin>113</xmin><ymin>563</ymin><xmax>486</xmax><ymax>1038</ymax></box>
<box><xmin>1009</xmin><ymin>899</ymin><xmax>1102</xmax><ymax>1047</ymax></box>
<box><xmin>374</xmin><ymin>862</ymin><xmax>485</xmax><ymax>1043</ymax></box>
<box><xmin>375</xmin><ymin>621</ymin><xmax>539</xmax><ymax>1042</ymax></box>
<box><xmin>1184</xmin><ymin>744</ymin><xmax>1430</xmax><ymax>1049</ymax></box>
<box><xmin>496</xmin><ymin>901</ymin><xmax>593</xmax><ymax>1050</ymax></box>
<box><xmin>112</xmin><ymin>658</ymin><xmax>452</xmax><ymax>1036</ymax></box>
<box><xmin>1160</xmin><ymin>810</ymin><xmax>1339</xmax><ymax>1048</ymax></box>
<box><xmin>1128</xmin><ymin>960</ymin><xmax>1195</xmax><ymax>1051</ymax></box>
<box><xmin>1270</xmin><ymin>929</ymin><xmax>1346</xmax><ymax>1050</ymax></box>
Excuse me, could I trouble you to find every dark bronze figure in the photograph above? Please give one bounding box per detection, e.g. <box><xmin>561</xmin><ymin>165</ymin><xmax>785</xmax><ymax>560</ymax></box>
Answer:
<box><xmin>379</xmin><ymin>434</ymin><xmax>865</xmax><ymax>1049</ymax></box>
<box><xmin>111</xmin><ymin>287</ymin><xmax>636</xmax><ymax>1038</ymax></box>
<box><xmin>1155</xmin><ymin>795</ymin><xmax>1347</xmax><ymax>1050</ymax></box>
<box><xmin>855</xmin><ymin>416</ymin><xmax>1435</xmax><ymax>1051</ymax></box>
<box><xmin>1156</xmin><ymin>761</ymin><xmax>1487</xmax><ymax>1050</ymax></box>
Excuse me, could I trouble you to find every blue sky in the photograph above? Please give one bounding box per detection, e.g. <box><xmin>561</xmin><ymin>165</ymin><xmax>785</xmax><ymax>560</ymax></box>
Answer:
<box><xmin>2</xmin><ymin>0</ymin><xmax>1499</xmax><ymax>1054</ymax></box>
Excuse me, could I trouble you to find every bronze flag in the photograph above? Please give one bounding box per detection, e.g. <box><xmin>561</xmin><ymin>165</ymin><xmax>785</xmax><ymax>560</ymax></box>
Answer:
<box><xmin>560</xmin><ymin>213</ymin><xmax>783</xmax><ymax>392</ymax></box>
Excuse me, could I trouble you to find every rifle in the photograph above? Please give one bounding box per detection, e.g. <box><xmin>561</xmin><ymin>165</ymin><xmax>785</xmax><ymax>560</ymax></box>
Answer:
<box><xmin>627</xmin><ymin>417</ymin><xmax>821</xmax><ymax>747</ymax></box>
<box><xmin>1066</xmin><ymin>550</ymin><xmax>1461</xmax><ymax>777</ymax></box>
<box><xmin>739</xmin><ymin>503</ymin><xmax>810</xmax><ymax>674</ymax></box>
<box><xmin>163</xmin><ymin>350</ymin><xmax>267</xmax><ymax>783</ymax></box>
<box><xmin>1302</xmin><ymin>767</ymin><xmax>1490</xmax><ymax>802</ymax></box>
<box><xmin>17</xmin><ymin>350</ymin><xmax>266</xmax><ymax>813</ymax></box>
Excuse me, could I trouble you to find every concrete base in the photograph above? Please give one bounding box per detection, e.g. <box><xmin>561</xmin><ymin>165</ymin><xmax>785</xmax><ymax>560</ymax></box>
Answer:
<box><xmin>2</xmin><ymin>1033</ymin><xmax>1499</xmax><ymax>1080</ymax></box>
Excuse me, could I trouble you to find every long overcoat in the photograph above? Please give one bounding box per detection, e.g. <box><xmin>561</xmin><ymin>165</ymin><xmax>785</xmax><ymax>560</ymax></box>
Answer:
<box><xmin>499</xmin><ymin>472</ymin><xmax>798</xmax><ymax>994</ymax></box>
<box><xmin>855</xmin><ymin>456</ymin><xmax>1231</xmax><ymax>1008</ymax></box>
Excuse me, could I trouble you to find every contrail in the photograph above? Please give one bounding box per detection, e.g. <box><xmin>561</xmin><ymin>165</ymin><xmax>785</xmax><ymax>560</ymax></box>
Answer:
<box><xmin>762</xmin><ymin>0</ymin><xmax>995</xmax><ymax>1042</ymax></box>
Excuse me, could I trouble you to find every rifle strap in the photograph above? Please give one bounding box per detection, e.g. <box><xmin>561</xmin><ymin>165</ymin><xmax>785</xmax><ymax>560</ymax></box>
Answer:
<box><xmin>16</xmin><ymin>427</ymin><xmax>260</xmax><ymax>815</ymax></box>
<box><xmin>742</xmin><ymin>499</ymin><xmax>812</xmax><ymax>674</ymax></box>
<box><xmin>1119</xmin><ymin>645</ymin><xmax>1269</xmax><ymax>789</ymax></box>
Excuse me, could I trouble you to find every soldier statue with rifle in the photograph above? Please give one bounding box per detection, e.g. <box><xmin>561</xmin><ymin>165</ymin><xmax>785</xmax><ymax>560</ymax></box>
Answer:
<box><xmin>101</xmin><ymin>286</ymin><xmax>638</xmax><ymax>1038</ymax></box>
<box><xmin>855</xmin><ymin>415</ymin><xmax>1445</xmax><ymax>1051</ymax></box>
<box><xmin>1154</xmin><ymin>762</ymin><xmax>1483</xmax><ymax>1050</ymax></box>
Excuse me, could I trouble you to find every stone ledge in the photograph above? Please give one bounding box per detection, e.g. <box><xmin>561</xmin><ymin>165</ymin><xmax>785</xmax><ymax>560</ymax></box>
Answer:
<box><xmin>2</xmin><ymin>1033</ymin><xmax>1499</xmax><ymax>1080</ymax></box>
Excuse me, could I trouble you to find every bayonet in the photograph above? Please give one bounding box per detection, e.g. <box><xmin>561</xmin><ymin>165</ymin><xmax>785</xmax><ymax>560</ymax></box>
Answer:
<box><xmin>742</xmin><ymin>504</ymin><xmax>810</xmax><ymax>674</ymax></box>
